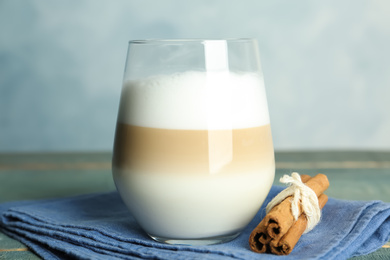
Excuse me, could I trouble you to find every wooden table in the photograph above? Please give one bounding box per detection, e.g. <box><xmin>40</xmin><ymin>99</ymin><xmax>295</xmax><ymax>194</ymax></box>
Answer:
<box><xmin>1</xmin><ymin>151</ymin><xmax>389</xmax><ymax>259</ymax></box>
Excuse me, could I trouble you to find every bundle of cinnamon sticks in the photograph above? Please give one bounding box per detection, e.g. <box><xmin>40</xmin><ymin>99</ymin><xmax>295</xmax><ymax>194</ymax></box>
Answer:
<box><xmin>249</xmin><ymin>174</ymin><xmax>329</xmax><ymax>255</ymax></box>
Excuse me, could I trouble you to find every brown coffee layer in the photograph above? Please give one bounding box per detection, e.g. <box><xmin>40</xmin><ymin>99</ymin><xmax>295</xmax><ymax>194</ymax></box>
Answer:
<box><xmin>113</xmin><ymin>123</ymin><xmax>274</xmax><ymax>176</ymax></box>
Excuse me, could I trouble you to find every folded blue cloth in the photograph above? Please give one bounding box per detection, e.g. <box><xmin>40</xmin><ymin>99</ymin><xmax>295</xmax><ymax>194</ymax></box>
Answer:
<box><xmin>1</xmin><ymin>186</ymin><xmax>389</xmax><ymax>260</ymax></box>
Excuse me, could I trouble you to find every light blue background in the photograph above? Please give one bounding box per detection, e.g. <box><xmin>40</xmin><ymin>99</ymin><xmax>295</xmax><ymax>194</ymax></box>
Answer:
<box><xmin>1</xmin><ymin>0</ymin><xmax>390</xmax><ymax>152</ymax></box>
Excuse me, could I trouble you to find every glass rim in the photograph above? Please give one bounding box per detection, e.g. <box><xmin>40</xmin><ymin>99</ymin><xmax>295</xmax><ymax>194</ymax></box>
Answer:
<box><xmin>128</xmin><ymin>38</ymin><xmax>257</xmax><ymax>45</ymax></box>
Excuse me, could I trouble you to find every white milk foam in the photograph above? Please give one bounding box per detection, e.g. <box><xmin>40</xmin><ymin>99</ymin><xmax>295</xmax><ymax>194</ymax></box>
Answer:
<box><xmin>118</xmin><ymin>71</ymin><xmax>270</xmax><ymax>130</ymax></box>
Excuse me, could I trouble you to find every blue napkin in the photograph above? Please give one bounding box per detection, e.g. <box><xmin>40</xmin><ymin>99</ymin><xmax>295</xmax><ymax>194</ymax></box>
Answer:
<box><xmin>1</xmin><ymin>186</ymin><xmax>389</xmax><ymax>260</ymax></box>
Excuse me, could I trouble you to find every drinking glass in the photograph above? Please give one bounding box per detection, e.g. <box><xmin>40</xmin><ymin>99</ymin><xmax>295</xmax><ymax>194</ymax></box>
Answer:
<box><xmin>112</xmin><ymin>39</ymin><xmax>275</xmax><ymax>245</ymax></box>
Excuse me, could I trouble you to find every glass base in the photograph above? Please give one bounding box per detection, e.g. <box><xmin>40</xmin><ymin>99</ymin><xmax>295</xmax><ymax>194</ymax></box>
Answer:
<box><xmin>148</xmin><ymin>231</ymin><xmax>241</xmax><ymax>246</ymax></box>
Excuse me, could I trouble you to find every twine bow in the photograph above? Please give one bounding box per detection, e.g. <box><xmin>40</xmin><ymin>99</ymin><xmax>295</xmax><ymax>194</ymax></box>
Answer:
<box><xmin>266</xmin><ymin>172</ymin><xmax>321</xmax><ymax>233</ymax></box>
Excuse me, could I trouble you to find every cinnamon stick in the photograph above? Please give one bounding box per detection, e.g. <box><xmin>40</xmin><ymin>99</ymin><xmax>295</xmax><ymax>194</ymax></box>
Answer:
<box><xmin>248</xmin><ymin>174</ymin><xmax>312</xmax><ymax>253</ymax></box>
<box><xmin>269</xmin><ymin>194</ymin><xmax>328</xmax><ymax>255</ymax></box>
<box><xmin>248</xmin><ymin>218</ymin><xmax>270</xmax><ymax>253</ymax></box>
<box><xmin>265</xmin><ymin>174</ymin><xmax>329</xmax><ymax>240</ymax></box>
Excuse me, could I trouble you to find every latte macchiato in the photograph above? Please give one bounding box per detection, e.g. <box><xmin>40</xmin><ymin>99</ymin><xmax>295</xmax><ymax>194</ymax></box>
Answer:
<box><xmin>112</xmin><ymin>71</ymin><xmax>274</xmax><ymax>240</ymax></box>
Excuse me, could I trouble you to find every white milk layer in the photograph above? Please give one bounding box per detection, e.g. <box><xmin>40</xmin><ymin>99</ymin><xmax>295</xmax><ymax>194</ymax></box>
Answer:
<box><xmin>114</xmin><ymin>166</ymin><xmax>275</xmax><ymax>239</ymax></box>
<box><xmin>118</xmin><ymin>71</ymin><xmax>270</xmax><ymax>130</ymax></box>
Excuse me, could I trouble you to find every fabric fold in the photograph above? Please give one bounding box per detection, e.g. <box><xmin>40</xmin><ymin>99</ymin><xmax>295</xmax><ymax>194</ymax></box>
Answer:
<box><xmin>1</xmin><ymin>186</ymin><xmax>389</xmax><ymax>260</ymax></box>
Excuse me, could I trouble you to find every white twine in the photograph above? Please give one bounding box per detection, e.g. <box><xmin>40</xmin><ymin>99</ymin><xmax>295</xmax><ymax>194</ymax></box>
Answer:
<box><xmin>266</xmin><ymin>172</ymin><xmax>321</xmax><ymax>233</ymax></box>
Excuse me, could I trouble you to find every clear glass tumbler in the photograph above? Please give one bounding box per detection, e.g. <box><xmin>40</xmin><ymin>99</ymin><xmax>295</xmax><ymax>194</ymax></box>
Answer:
<box><xmin>112</xmin><ymin>39</ymin><xmax>275</xmax><ymax>245</ymax></box>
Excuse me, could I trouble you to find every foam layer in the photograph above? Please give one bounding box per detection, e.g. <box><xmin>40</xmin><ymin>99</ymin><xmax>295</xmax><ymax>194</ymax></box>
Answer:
<box><xmin>118</xmin><ymin>71</ymin><xmax>270</xmax><ymax>130</ymax></box>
